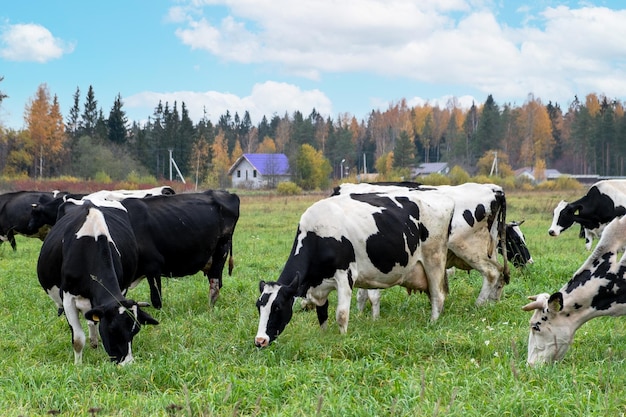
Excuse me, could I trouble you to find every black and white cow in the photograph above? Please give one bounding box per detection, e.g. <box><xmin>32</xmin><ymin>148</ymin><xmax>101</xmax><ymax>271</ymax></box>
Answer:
<box><xmin>28</xmin><ymin>186</ymin><xmax>175</xmax><ymax>234</ymax></box>
<box><xmin>548</xmin><ymin>179</ymin><xmax>626</xmax><ymax>250</ymax></box>
<box><xmin>0</xmin><ymin>190</ymin><xmax>61</xmax><ymax>250</ymax></box>
<box><xmin>255</xmin><ymin>189</ymin><xmax>455</xmax><ymax>347</ymax></box>
<box><xmin>120</xmin><ymin>189</ymin><xmax>240</xmax><ymax>309</ymax></box>
<box><xmin>523</xmin><ymin>214</ymin><xmax>626</xmax><ymax>365</ymax></box>
<box><xmin>37</xmin><ymin>199</ymin><xmax>158</xmax><ymax>364</ymax></box>
<box><xmin>334</xmin><ymin>182</ymin><xmax>512</xmax><ymax>304</ymax></box>
<box><xmin>503</xmin><ymin>220</ymin><xmax>533</xmax><ymax>268</ymax></box>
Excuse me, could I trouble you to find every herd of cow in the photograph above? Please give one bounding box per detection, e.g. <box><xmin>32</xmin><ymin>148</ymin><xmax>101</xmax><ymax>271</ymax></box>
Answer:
<box><xmin>2</xmin><ymin>179</ymin><xmax>625</xmax><ymax>366</ymax></box>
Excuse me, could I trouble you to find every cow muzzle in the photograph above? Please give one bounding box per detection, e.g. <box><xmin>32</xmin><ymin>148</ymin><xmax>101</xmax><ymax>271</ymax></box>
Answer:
<box><xmin>255</xmin><ymin>336</ymin><xmax>269</xmax><ymax>348</ymax></box>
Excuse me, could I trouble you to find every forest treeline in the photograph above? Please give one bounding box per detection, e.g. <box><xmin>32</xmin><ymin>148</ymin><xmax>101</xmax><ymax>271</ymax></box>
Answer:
<box><xmin>1</xmin><ymin>79</ymin><xmax>625</xmax><ymax>189</ymax></box>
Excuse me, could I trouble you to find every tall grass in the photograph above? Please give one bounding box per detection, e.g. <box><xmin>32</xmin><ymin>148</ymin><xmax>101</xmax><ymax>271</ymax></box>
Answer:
<box><xmin>1</xmin><ymin>191</ymin><xmax>625</xmax><ymax>416</ymax></box>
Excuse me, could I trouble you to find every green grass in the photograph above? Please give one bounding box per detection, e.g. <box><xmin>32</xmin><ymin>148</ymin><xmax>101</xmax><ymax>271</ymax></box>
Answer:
<box><xmin>1</xmin><ymin>191</ymin><xmax>626</xmax><ymax>416</ymax></box>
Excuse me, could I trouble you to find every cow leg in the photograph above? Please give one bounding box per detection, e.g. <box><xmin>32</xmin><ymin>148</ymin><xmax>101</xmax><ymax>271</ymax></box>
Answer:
<box><xmin>475</xmin><ymin>265</ymin><xmax>505</xmax><ymax>305</ymax></box>
<box><xmin>421</xmin><ymin>253</ymin><xmax>447</xmax><ymax>321</ymax></box>
<box><xmin>335</xmin><ymin>271</ymin><xmax>354</xmax><ymax>334</ymax></box>
<box><xmin>7</xmin><ymin>230</ymin><xmax>16</xmax><ymax>251</ymax></box>
<box><xmin>367</xmin><ymin>289</ymin><xmax>381</xmax><ymax>320</ymax></box>
<box><xmin>63</xmin><ymin>297</ymin><xmax>85</xmax><ymax>365</ymax></box>
<box><xmin>356</xmin><ymin>288</ymin><xmax>368</xmax><ymax>313</ymax></box>
<box><xmin>356</xmin><ymin>289</ymin><xmax>381</xmax><ymax>319</ymax></box>
<box><xmin>87</xmin><ymin>322</ymin><xmax>99</xmax><ymax>349</ymax></box>
<box><xmin>315</xmin><ymin>300</ymin><xmax>329</xmax><ymax>329</ymax></box>
<box><xmin>209</xmin><ymin>278</ymin><xmax>220</xmax><ymax>307</ymax></box>
<box><xmin>148</xmin><ymin>276</ymin><xmax>163</xmax><ymax>309</ymax></box>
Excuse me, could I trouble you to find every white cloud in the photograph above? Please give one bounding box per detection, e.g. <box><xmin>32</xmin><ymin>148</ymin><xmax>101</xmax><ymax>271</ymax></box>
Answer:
<box><xmin>169</xmin><ymin>1</ymin><xmax>626</xmax><ymax>104</ymax></box>
<box><xmin>124</xmin><ymin>81</ymin><xmax>332</xmax><ymax>125</ymax></box>
<box><xmin>0</xmin><ymin>23</ymin><xmax>74</xmax><ymax>62</ymax></box>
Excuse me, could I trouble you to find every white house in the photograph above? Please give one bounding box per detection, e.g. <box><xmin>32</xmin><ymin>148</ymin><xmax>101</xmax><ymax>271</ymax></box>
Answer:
<box><xmin>228</xmin><ymin>153</ymin><xmax>291</xmax><ymax>189</ymax></box>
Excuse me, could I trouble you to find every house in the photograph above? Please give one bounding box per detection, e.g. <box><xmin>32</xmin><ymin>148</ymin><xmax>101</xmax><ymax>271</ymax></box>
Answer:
<box><xmin>228</xmin><ymin>153</ymin><xmax>291</xmax><ymax>189</ymax></box>
<box><xmin>515</xmin><ymin>167</ymin><xmax>563</xmax><ymax>183</ymax></box>
<box><xmin>411</xmin><ymin>162</ymin><xmax>449</xmax><ymax>177</ymax></box>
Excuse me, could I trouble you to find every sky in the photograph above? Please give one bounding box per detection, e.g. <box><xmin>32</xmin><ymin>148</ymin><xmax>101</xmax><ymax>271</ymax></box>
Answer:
<box><xmin>1</xmin><ymin>1</ymin><xmax>625</xmax><ymax>131</ymax></box>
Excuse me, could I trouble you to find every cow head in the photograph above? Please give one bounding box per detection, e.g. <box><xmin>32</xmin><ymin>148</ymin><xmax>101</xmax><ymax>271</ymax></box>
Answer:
<box><xmin>255</xmin><ymin>275</ymin><xmax>301</xmax><ymax>347</ymax></box>
<box><xmin>548</xmin><ymin>200</ymin><xmax>577</xmax><ymax>237</ymax></box>
<box><xmin>505</xmin><ymin>220</ymin><xmax>533</xmax><ymax>268</ymax></box>
<box><xmin>85</xmin><ymin>299</ymin><xmax>158</xmax><ymax>365</ymax></box>
<box><xmin>522</xmin><ymin>292</ymin><xmax>575</xmax><ymax>365</ymax></box>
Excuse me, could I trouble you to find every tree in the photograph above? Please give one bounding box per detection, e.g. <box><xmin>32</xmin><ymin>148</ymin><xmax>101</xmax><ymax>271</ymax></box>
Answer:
<box><xmin>107</xmin><ymin>93</ymin><xmax>128</xmax><ymax>144</ymax></box>
<box><xmin>208</xmin><ymin>131</ymin><xmax>231</xmax><ymax>188</ymax></box>
<box><xmin>517</xmin><ymin>95</ymin><xmax>554</xmax><ymax>167</ymax></box>
<box><xmin>0</xmin><ymin>76</ymin><xmax>7</xmax><ymax>107</ymax></box>
<box><xmin>393</xmin><ymin>130</ymin><xmax>415</xmax><ymax>169</ymax></box>
<box><xmin>257</xmin><ymin>137</ymin><xmax>277</xmax><ymax>153</ymax></box>
<box><xmin>24</xmin><ymin>84</ymin><xmax>66</xmax><ymax>177</ymax></box>
<box><xmin>295</xmin><ymin>144</ymin><xmax>331</xmax><ymax>190</ymax></box>
<box><xmin>66</xmin><ymin>87</ymin><xmax>80</xmax><ymax>141</ymax></box>
<box><xmin>474</xmin><ymin>95</ymin><xmax>501</xmax><ymax>163</ymax></box>
<box><xmin>80</xmin><ymin>85</ymin><xmax>98</xmax><ymax>138</ymax></box>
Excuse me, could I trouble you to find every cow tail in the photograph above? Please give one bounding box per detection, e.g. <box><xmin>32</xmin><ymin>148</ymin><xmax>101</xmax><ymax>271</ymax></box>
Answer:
<box><xmin>498</xmin><ymin>190</ymin><xmax>510</xmax><ymax>284</ymax></box>
<box><xmin>228</xmin><ymin>239</ymin><xmax>234</xmax><ymax>276</ymax></box>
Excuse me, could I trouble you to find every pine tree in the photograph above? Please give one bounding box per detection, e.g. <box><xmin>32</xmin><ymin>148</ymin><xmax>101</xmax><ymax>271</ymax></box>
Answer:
<box><xmin>393</xmin><ymin>130</ymin><xmax>415</xmax><ymax>169</ymax></box>
<box><xmin>107</xmin><ymin>93</ymin><xmax>128</xmax><ymax>144</ymax></box>
<box><xmin>81</xmin><ymin>85</ymin><xmax>98</xmax><ymax>137</ymax></box>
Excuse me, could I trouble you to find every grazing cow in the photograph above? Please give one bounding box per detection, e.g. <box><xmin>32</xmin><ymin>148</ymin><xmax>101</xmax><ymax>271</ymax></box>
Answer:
<box><xmin>523</xmin><ymin>214</ymin><xmax>626</xmax><ymax>365</ymax></box>
<box><xmin>334</xmin><ymin>182</ymin><xmax>512</xmax><ymax>304</ymax></box>
<box><xmin>255</xmin><ymin>189</ymin><xmax>455</xmax><ymax>347</ymax></box>
<box><xmin>120</xmin><ymin>189</ymin><xmax>240</xmax><ymax>309</ymax></box>
<box><xmin>37</xmin><ymin>199</ymin><xmax>158</xmax><ymax>364</ymax></box>
<box><xmin>503</xmin><ymin>220</ymin><xmax>533</xmax><ymax>268</ymax></box>
<box><xmin>0</xmin><ymin>190</ymin><xmax>61</xmax><ymax>250</ymax></box>
<box><xmin>28</xmin><ymin>186</ymin><xmax>175</xmax><ymax>234</ymax></box>
<box><xmin>548</xmin><ymin>179</ymin><xmax>626</xmax><ymax>250</ymax></box>
<box><xmin>84</xmin><ymin>185</ymin><xmax>175</xmax><ymax>202</ymax></box>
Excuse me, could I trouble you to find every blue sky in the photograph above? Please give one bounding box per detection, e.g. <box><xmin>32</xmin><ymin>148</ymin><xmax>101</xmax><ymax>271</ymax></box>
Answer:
<box><xmin>1</xmin><ymin>1</ymin><xmax>625</xmax><ymax>131</ymax></box>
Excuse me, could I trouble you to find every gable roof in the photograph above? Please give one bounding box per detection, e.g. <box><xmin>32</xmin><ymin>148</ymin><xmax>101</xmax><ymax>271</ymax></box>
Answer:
<box><xmin>411</xmin><ymin>162</ymin><xmax>449</xmax><ymax>176</ymax></box>
<box><xmin>228</xmin><ymin>153</ymin><xmax>290</xmax><ymax>175</ymax></box>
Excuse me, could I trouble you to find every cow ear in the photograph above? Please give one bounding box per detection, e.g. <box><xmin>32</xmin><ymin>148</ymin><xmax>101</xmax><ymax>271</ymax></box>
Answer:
<box><xmin>137</xmin><ymin>308</ymin><xmax>159</xmax><ymax>326</ymax></box>
<box><xmin>85</xmin><ymin>308</ymin><xmax>103</xmax><ymax>323</ymax></box>
<box><xmin>284</xmin><ymin>272</ymin><xmax>301</xmax><ymax>296</ymax></box>
<box><xmin>547</xmin><ymin>292</ymin><xmax>564</xmax><ymax>313</ymax></box>
<box><xmin>259</xmin><ymin>280</ymin><xmax>266</xmax><ymax>293</ymax></box>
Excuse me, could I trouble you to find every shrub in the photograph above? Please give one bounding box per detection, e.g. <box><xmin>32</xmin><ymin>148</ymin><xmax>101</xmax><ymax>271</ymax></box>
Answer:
<box><xmin>448</xmin><ymin>166</ymin><xmax>471</xmax><ymax>185</ymax></box>
<box><xmin>277</xmin><ymin>181</ymin><xmax>302</xmax><ymax>195</ymax></box>
<box><xmin>94</xmin><ymin>171</ymin><xmax>112</xmax><ymax>183</ymax></box>
<box><xmin>419</xmin><ymin>173</ymin><xmax>451</xmax><ymax>186</ymax></box>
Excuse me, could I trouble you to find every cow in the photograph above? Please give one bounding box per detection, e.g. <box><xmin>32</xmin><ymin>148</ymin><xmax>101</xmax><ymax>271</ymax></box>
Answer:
<box><xmin>0</xmin><ymin>190</ymin><xmax>61</xmax><ymax>250</ymax></box>
<box><xmin>37</xmin><ymin>199</ymin><xmax>158</xmax><ymax>364</ymax></box>
<box><xmin>28</xmin><ymin>186</ymin><xmax>175</xmax><ymax>234</ymax></box>
<box><xmin>119</xmin><ymin>189</ymin><xmax>240</xmax><ymax>309</ymax></box>
<box><xmin>254</xmin><ymin>188</ymin><xmax>455</xmax><ymax>347</ymax></box>
<box><xmin>523</xmin><ymin>214</ymin><xmax>626</xmax><ymax>365</ymax></box>
<box><xmin>83</xmin><ymin>185</ymin><xmax>175</xmax><ymax>202</ymax></box>
<box><xmin>503</xmin><ymin>220</ymin><xmax>533</xmax><ymax>268</ymax></box>
<box><xmin>355</xmin><ymin>218</ymin><xmax>533</xmax><ymax>318</ymax></box>
<box><xmin>548</xmin><ymin>179</ymin><xmax>626</xmax><ymax>250</ymax></box>
<box><xmin>333</xmin><ymin>182</ymin><xmax>512</xmax><ymax>304</ymax></box>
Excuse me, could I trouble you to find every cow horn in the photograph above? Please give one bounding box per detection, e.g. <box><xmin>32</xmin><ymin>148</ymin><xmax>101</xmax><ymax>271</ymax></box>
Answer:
<box><xmin>522</xmin><ymin>294</ymin><xmax>547</xmax><ymax>311</ymax></box>
<box><xmin>137</xmin><ymin>301</ymin><xmax>152</xmax><ymax>307</ymax></box>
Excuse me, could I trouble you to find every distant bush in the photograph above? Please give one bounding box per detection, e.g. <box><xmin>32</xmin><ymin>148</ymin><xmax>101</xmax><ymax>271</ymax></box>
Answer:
<box><xmin>277</xmin><ymin>181</ymin><xmax>302</xmax><ymax>195</ymax></box>
<box><xmin>448</xmin><ymin>166</ymin><xmax>471</xmax><ymax>185</ymax></box>
<box><xmin>536</xmin><ymin>176</ymin><xmax>583</xmax><ymax>191</ymax></box>
<box><xmin>419</xmin><ymin>173</ymin><xmax>451</xmax><ymax>186</ymax></box>
<box><xmin>94</xmin><ymin>171</ymin><xmax>112</xmax><ymax>183</ymax></box>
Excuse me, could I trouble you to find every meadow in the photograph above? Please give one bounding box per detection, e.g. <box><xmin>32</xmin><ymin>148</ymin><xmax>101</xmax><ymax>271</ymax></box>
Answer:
<box><xmin>1</xmin><ymin>189</ymin><xmax>626</xmax><ymax>416</ymax></box>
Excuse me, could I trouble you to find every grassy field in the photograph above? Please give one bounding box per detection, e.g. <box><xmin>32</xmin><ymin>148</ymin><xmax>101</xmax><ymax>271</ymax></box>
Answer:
<box><xmin>1</xmin><ymin>189</ymin><xmax>626</xmax><ymax>416</ymax></box>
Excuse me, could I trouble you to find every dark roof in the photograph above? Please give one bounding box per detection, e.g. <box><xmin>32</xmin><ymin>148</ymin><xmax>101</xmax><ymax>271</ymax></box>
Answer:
<box><xmin>229</xmin><ymin>153</ymin><xmax>290</xmax><ymax>175</ymax></box>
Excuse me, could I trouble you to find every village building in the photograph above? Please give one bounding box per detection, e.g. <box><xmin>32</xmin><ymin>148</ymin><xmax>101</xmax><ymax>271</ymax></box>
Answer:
<box><xmin>228</xmin><ymin>153</ymin><xmax>291</xmax><ymax>189</ymax></box>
